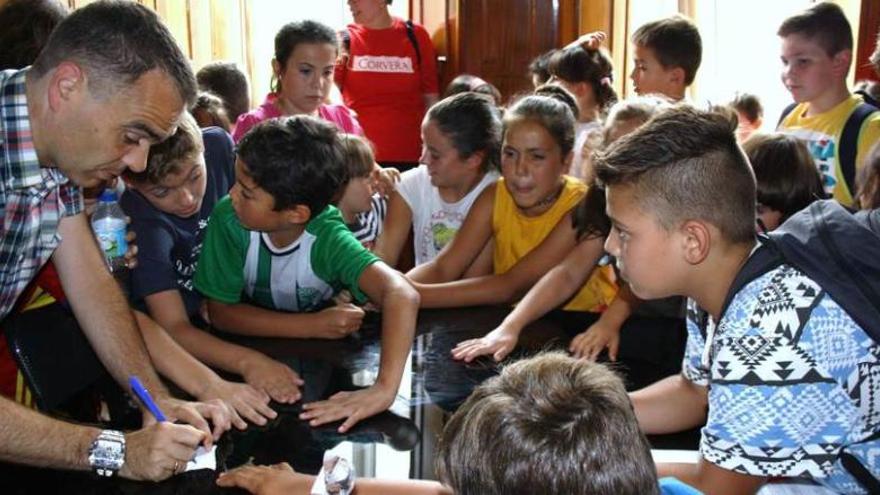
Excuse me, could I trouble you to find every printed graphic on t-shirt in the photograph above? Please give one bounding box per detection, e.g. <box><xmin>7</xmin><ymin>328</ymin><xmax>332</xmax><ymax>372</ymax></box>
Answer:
<box><xmin>782</xmin><ymin>129</ymin><xmax>837</xmax><ymax>196</ymax></box>
<box><xmin>351</xmin><ymin>55</ymin><xmax>414</xmax><ymax>73</ymax></box>
<box><xmin>175</xmin><ymin>218</ymin><xmax>209</xmax><ymax>293</ymax></box>
<box><xmin>420</xmin><ymin>210</ymin><xmax>467</xmax><ymax>260</ymax></box>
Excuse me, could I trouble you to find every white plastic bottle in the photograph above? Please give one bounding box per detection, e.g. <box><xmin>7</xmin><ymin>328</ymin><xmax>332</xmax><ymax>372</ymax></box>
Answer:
<box><xmin>91</xmin><ymin>189</ymin><xmax>128</xmax><ymax>273</ymax></box>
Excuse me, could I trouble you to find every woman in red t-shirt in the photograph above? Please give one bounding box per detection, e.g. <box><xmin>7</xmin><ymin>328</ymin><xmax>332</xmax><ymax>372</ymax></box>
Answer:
<box><xmin>335</xmin><ymin>0</ymin><xmax>439</xmax><ymax>170</ymax></box>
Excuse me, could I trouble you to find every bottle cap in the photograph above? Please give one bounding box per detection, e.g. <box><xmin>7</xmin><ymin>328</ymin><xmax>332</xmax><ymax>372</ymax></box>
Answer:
<box><xmin>97</xmin><ymin>189</ymin><xmax>118</xmax><ymax>202</ymax></box>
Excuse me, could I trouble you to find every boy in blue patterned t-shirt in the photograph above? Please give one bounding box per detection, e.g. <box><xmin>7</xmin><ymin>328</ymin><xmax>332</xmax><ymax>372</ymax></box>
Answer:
<box><xmin>595</xmin><ymin>105</ymin><xmax>880</xmax><ymax>494</ymax></box>
<box><xmin>194</xmin><ymin>116</ymin><xmax>419</xmax><ymax>433</ymax></box>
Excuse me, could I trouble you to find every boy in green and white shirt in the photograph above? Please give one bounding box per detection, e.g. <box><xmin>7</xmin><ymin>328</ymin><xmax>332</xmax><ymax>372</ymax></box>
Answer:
<box><xmin>194</xmin><ymin>116</ymin><xmax>419</xmax><ymax>433</ymax></box>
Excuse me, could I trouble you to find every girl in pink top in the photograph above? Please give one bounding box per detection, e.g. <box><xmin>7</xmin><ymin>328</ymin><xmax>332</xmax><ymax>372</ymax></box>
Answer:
<box><xmin>233</xmin><ymin>20</ymin><xmax>363</xmax><ymax>142</ymax></box>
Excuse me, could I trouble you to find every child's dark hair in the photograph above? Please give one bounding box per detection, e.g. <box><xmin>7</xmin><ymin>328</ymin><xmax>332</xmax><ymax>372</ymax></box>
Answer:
<box><xmin>533</xmin><ymin>83</ymin><xmax>580</xmax><ymax>121</ymax></box>
<box><xmin>339</xmin><ymin>134</ymin><xmax>375</xmax><ymax>179</ymax></box>
<box><xmin>191</xmin><ymin>91</ymin><xmax>232</xmax><ymax>132</ymax></box>
<box><xmin>127</xmin><ymin>112</ymin><xmax>203</xmax><ymax>185</ymax></box>
<box><xmin>0</xmin><ymin>0</ymin><xmax>68</xmax><ymax>71</ymax></box>
<box><xmin>272</xmin><ymin>20</ymin><xmax>337</xmax><ymax>93</ymax></box>
<box><xmin>436</xmin><ymin>352</ymin><xmax>659</xmax><ymax>495</ymax></box>
<box><xmin>742</xmin><ymin>133</ymin><xmax>825</xmax><ymax>222</ymax></box>
<box><xmin>778</xmin><ymin>2</ymin><xmax>852</xmax><ymax>57</ymax></box>
<box><xmin>730</xmin><ymin>93</ymin><xmax>763</xmax><ymax>124</ymax></box>
<box><xmin>857</xmin><ymin>140</ymin><xmax>880</xmax><ymax>210</ymax></box>
<box><xmin>237</xmin><ymin>116</ymin><xmax>347</xmax><ymax>216</ymax></box>
<box><xmin>528</xmin><ymin>49</ymin><xmax>556</xmax><ymax>86</ymax></box>
<box><xmin>594</xmin><ymin>105</ymin><xmax>756</xmax><ymax>245</ymax></box>
<box><xmin>444</xmin><ymin>74</ymin><xmax>502</xmax><ymax>105</ymax></box>
<box><xmin>505</xmin><ymin>93</ymin><xmax>576</xmax><ymax>157</ymax></box>
<box><xmin>196</xmin><ymin>61</ymin><xmax>250</xmax><ymax>123</ymax></box>
<box><xmin>632</xmin><ymin>15</ymin><xmax>702</xmax><ymax>85</ymax></box>
<box><xmin>548</xmin><ymin>46</ymin><xmax>618</xmax><ymax>113</ymax></box>
<box><xmin>427</xmin><ymin>92</ymin><xmax>503</xmax><ymax>172</ymax></box>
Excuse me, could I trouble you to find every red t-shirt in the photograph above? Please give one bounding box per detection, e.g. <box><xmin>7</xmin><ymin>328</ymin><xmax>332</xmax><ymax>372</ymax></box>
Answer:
<box><xmin>335</xmin><ymin>18</ymin><xmax>439</xmax><ymax>163</ymax></box>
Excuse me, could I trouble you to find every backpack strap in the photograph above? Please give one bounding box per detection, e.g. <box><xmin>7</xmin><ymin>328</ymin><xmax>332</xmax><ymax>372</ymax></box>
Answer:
<box><xmin>776</xmin><ymin>102</ymin><xmax>798</xmax><ymax>128</ymax></box>
<box><xmin>839</xmin><ymin>102</ymin><xmax>879</xmax><ymax>197</ymax></box>
<box><xmin>404</xmin><ymin>19</ymin><xmax>422</xmax><ymax>68</ymax></box>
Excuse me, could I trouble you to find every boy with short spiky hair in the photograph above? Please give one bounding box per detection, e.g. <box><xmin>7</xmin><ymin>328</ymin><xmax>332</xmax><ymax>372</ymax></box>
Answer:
<box><xmin>594</xmin><ymin>104</ymin><xmax>880</xmax><ymax>493</ymax></box>
<box><xmin>630</xmin><ymin>15</ymin><xmax>702</xmax><ymax>101</ymax></box>
<box><xmin>194</xmin><ymin>116</ymin><xmax>419</xmax><ymax>432</ymax></box>
<box><xmin>776</xmin><ymin>2</ymin><xmax>880</xmax><ymax>206</ymax></box>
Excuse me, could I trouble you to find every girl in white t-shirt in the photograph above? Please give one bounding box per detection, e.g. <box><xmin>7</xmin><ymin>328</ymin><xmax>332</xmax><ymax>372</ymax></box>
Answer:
<box><xmin>374</xmin><ymin>92</ymin><xmax>501</xmax><ymax>270</ymax></box>
<box><xmin>547</xmin><ymin>45</ymin><xmax>617</xmax><ymax>180</ymax></box>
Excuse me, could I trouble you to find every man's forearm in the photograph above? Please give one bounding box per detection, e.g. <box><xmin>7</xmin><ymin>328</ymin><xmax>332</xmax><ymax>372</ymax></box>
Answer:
<box><xmin>0</xmin><ymin>395</ymin><xmax>98</xmax><ymax>470</ymax></box>
<box><xmin>53</xmin><ymin>214</ymin><xmax>168</xmax><ymax>399</ymax></box>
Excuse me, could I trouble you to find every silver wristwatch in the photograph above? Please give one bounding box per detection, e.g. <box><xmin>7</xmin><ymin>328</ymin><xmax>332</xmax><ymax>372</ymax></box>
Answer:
<box><xmin>88</xmin><ymin>429</ymin><xmax>126</xmax><ymax>477</ymax></box>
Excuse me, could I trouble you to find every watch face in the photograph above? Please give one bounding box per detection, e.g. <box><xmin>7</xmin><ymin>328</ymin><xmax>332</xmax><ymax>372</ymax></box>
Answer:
<box><xmin>89</xmin><ymin>430</ymin><xmax>125</xmax><ymax>477</ymax></box>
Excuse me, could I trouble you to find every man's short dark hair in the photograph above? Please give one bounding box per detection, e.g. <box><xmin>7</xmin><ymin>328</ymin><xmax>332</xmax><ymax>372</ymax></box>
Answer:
<box><xmin>594</xmin><ymin>105</ymin><xmax>756</xmax><ymax>245</ymax></box>
<box><xmin>30</xmin><ymin>0</ymin><xmax>196</xmax><ymax>105</ymax></box>
<box><xmin>632</xmin><ymin>15</ymin><xmax>702</xmax><ymax>85</ymax></box>
<box><xmin>778</xmin><ymin>2</ymin><xmax>852</xmax><ymax>57</ymax></box>
<box><xmin>236</xmin><ymin>116</ymin><xmax>347</xmax><ymax>216</ymax></box>
<box><xmin>0</xmin><ymin>0</ymin><xmax>68</xmax><ymax>71</ymax></box>
<box><xmin>196</xmin><ymin>61</ymin><xmax>250</xmax><ymax>123</ymax></box>
<box><xmin>436</xmin><ymin>352</ymin><xmax>659</xmax><ymax>495</ymax></box>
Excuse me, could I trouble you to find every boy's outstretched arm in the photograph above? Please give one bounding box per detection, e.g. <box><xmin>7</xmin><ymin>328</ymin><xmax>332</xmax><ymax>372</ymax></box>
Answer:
<box><xmin>300</xmin><ymin>262</ymin><xmax>419</xmax><ymax>432</ymax></box>
<box><xmin>659</xmin><ymin>460</ymin><xmax>766</xmax><ymax>495</ymax></box>
<box><xmin>631</xmin><ymin>374</ymin><xmax>708</xmax><ymax>434</ymax></box>
<box><xmin>206</xmin><ymin>298</ymin><xmax>365</xmax><ymax>340</ymax></box>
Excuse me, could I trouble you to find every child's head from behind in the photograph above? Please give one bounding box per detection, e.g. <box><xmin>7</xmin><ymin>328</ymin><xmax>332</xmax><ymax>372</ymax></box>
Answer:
<box><xmin>444</xmin><ymin>74</ymin><xmax>502</xmax><ymax>106</ymax></box>
<box><xmin>233</xmin><ymin>116</ymin><xmax>346</xmax><ymax>231</ymax></box>
<box><xmin>436</xmin><ymin>352</ymin><xmax>659</xmax><ymax>495</ymax></box>
<box><xmin>778</xmin><ymin>2</ymin><xmax>852</xmax><ymax>104</ymax></box>
<box><xmin>857</xmin><ymin>140</ymin><xmax>880</xmax><ymax>210</ymax></box>
<box><xmin>595</xmin><ymin>105</ymin><xmax>755</xmax><ymax>300</ymax></box>
<box><xmin>501</xmin><ymin>94</ymin><xmax>575</xmax><ymax>214</ymax></box>
<box><xmin>730</xmin><ymin>93</ymin><xmax>763</xmax><ymax>142</ymax></box>
<box><xmin>742</xmin><ymin>133</ymin><xmax>824</xmax><ymax>231</ymax></box>
<box><xmin>630</xmin><ymin>15</ymin><xmax>701</xmax><ymax>98</ymax></box>
<box><xmin>272</xmin><ymin>20</ymin><xmax>337</xmax><ymax>115</ymax></box>
<box><xmin>196</xmin><ymin>61</ymin><xmax>250</xmax><ymax>123</ymax></box>
<box><xmin>125</xmin><ymin>112</ymin><xmax>207</xmax><ymax>219</ymax></box>
<box><xmin>337</xmin><ymin>134</ymin><xmax>376</xmax><ymax>217</ymax></box>
<box><xmin>548</xmin><ymin>46</ymin><xmax>617</xmax><ymax>118</ymax></box>
<box><xmin>528</xmin><ymin>49</ymin><xmax>556</xmax><ymax>88</ymax></box>
<box><xmin>602</xmin><ymin>95</ymin><xmax>670</xmax><ymax>147</ymax></box>
<box><xmin>191</xmin><ymin>91</ymin><xmax>232</xmax><ymax>132</ymax></box>
<box><xmin>422</xmin><ymin>92</ymin><xmax>502</xmax><ymax>188</ymax></box>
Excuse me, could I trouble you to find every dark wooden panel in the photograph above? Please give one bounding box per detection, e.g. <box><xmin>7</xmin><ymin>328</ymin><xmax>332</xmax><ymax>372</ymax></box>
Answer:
<box><xmin>856</xmin><ymin>0</ymin><xmax>880</xmax><ymax>82</ymax></box>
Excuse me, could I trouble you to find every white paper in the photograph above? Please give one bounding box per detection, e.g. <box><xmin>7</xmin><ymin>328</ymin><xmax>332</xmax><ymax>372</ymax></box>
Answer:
<box><xmin>184</xmin><ymin>445</ymin><xmax>217</xmax><ymax>472</ymax></box>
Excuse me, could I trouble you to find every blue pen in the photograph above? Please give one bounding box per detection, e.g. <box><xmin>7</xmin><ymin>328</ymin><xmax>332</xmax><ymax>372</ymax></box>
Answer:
<box><xmin>129</xmin><ymin>375</ymin><xmax>167</xmax><ymax>422</ymax></box>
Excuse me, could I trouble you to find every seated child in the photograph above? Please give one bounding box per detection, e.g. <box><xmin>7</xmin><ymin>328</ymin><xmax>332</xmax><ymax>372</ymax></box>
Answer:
<box><xmin>194</xmin><ymin>116</ymin><xmax>420</xmax><ymax>432</ymax></box>
<box><xmin>776</xmin><ymin>2</ymin><xmax>880</xmax><ymax>206</ymax></box>
<box><xmin>629</xmin><ymin>15</ymin><xmax>702</xmax><ymax>101</ymax></box>
<box><xmin>730</xmin><ymin>92</ymin><xmax>763</xmax><ymax>142</ymax></box>
<box><xmin>453</xmin><ymin>96</ymin><xmax>669</xmax><ymax>364</ymax></box>
<box><xmin>741</xmin><ymin>132</ymin><xmax>825</xmax><ymax>231</ymax></box>
<box><xmin>406</xmin><ymin>93</ymin><xmax>616</xmax><ymax>316</ymax></box>
<box><xmin>122</xmin><ymin>112</ymin><xmax>303</xmax><ymax>416</ymax></box>
<box><xmin>337</xmin><ymin>134</ymin><xmax>386</xmax><ymax>249</ymax></box>
<box><xmin>217</xmin><ymin>352</ymin><xmax>700</xmax><ymax>495</ymax></box>
<box><xmin>597</xmin><ymin>105</ymin><xmax>880</xmax><ymax>493</ymax></box>
<box><xmin>374</xmin><ymin>92</ymin><xmax>501</xmax><ymax>270</ymax></box>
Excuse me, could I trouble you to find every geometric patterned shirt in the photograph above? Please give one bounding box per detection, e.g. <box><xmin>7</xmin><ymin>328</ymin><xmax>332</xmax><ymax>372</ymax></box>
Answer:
<box><xmin>683</xmin><ymin>264</ymin><xmax>880</xmax><ymax>493</ymax></box>
<box><xmin>0</xmin><ymin>68</ymin><xmax>83</xmax><ymax>320</ymax></box>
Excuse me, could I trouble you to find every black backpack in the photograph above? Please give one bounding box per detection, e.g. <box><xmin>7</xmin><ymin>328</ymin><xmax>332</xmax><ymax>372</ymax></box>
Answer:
<box><xmin>777</xmin><ymin>100</ymin><xmax>879</xmax><ymax>200</ymax></box>
<box><xmin>720</xmin><ymin>200</ymin><xmax>880</xmax><ymax>491</ymax></box>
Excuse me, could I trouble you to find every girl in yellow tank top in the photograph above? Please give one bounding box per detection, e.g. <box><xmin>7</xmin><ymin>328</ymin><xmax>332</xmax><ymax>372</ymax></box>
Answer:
<box><xmin>407</xmin><ymin>92</ymin><xmax>620</xmax><ymax>357</ymax></box>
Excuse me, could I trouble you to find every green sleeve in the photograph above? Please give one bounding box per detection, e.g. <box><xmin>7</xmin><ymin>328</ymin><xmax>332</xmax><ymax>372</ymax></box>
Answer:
<box><xmin>193</xmin><ymin>196</ymin><xmax>249</xmax><ymax>304</ymax></box>
<box><xmin>309</xmin><ymin>207</ymin><xmax>379</xmax><ymax>304</ymax></box>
